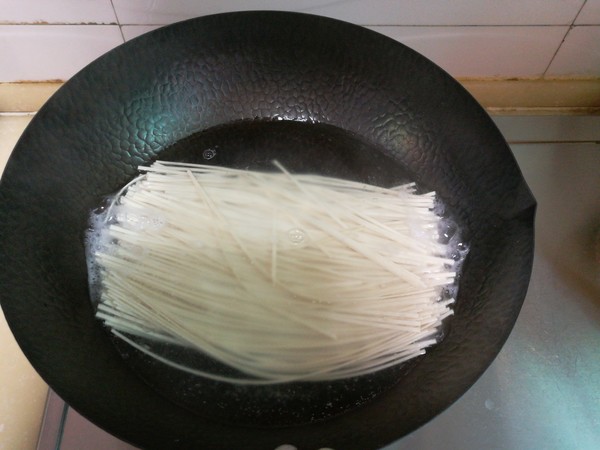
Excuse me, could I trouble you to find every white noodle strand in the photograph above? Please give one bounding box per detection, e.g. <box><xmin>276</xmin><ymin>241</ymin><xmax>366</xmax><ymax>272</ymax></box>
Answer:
<box><xmin>90</xmin><ymin>161</ymin><xmax>464</xmax><ymax>384</ymax></box>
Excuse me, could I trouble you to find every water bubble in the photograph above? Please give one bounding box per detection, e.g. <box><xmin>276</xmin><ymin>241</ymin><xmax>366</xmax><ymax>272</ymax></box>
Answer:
<box><xmin>92</xmin><ymin>197</ymin><xmax>112</xmax><ymax>215</ymax></box>
<box><xmin>439</xmin><ymin>219</ymin><xmax>457</xmax><ymax>244</ymax></box>
<box><xmin>288</xmin><ymin>228</ymin><xmax>306</xmax><ymax>244</ymax></box>
<box><xmin>441</xmin><ymin>287</ymin><xmax>454</xmax><ymax>300</ymax></box>
<box><xmin>202</xmin><ymin>148</ymin><xmax>217</xmax><ymax>160</ymax></box>
<box><xmin>119</xmin><ymin>212</ymin><xmax>166</xmax><ymax>231</ymax></box>
<box><xmin>148</xmin><ymin>215</ymin><xmax>166</xmax><ymax>230</ymax></box>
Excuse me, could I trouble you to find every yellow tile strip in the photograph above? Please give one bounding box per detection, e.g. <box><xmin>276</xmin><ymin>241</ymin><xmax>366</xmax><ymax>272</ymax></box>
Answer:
<box><xmin>0</xmin><ymin>115</ymin><xmax>34</xmax><ymax>171</ymax></box>
<box><xmin>460</xmin><ymin>78</ymin><xmax>600</xmax><ymax>115</ymax></box>
<box><xmin>0</xmin><ymin>82</ymin><xmax>62</xmax><ymax>112</ymax></box>
<box><xmin>1</xmin><ymin>79</ymin><xmax>599</xmax><ymax>115</ymax></box>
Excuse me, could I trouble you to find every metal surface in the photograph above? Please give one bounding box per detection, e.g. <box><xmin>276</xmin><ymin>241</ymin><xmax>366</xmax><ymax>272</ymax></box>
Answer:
<box><xmin>38</xmin><ymin>119</ymin><xmax>600</xmax><ymax>449</ymax></box>
<box><xmin>387</xmin><ymin>141</ymin><xmax>600</xmax><ymax>449</ymax></box>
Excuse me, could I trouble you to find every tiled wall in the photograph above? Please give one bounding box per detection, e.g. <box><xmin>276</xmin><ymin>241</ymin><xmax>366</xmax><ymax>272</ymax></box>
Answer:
<box><xmin>1</xmin><ymin>0</ymin><xmax>599</xmax><ymax>82</ymax></box>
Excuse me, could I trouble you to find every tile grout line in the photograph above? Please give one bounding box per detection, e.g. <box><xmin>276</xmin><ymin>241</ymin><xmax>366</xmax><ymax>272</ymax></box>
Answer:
<box><xmin>543</xmin><ymin>0</ymin><xmax>588</xmax><ymax>76</ymax></box>
<box><xmin>105</xmin><ymin>23</ymin><xmax>600</xmax><ymax>27</ymax></box>
<box><xmin>508</xmin><ymin>140</ymin><xmax>600</xmax><ymax>145</ymax></box>
<box><xmin>365</xmin><ymin>23</ymin><xmax>588</xmax><ymax>27</ymax></box>
<box><xmin>2</xmin><ymin>22</ymin><xmax>599</xmax><ymax>27</ymax></box>
<box><xmin>0</xmin><ymin>22</ymin><xmax>118</xmax><ymax>25</ymax></box>
<box><xmin>109</xmin><ymin>0</ymin><xmax>126</xmax><ymax>43</ymax></box>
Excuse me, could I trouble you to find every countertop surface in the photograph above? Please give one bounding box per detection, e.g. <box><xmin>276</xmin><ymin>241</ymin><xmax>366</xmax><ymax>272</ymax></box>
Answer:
<box><xmin>1</xmin><ymin>114</ymin><xmax>599</xmax><ymax>450</ymax></box>
<box><xmin>388</xmin><ymin>137</ymin><xmax>600</xmax><ymax>450</ymax></box>
<box><xmin>0</xmin><ymin>113</ymin><xmax>48</xmax><ymax>450</ymax></box>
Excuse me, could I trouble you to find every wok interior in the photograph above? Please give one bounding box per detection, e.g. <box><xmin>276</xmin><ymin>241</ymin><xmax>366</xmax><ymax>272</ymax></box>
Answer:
<box><xmin>108</xmin><ymin>119</ymin><xmax>432</xmax><ymax>426</ymax></box>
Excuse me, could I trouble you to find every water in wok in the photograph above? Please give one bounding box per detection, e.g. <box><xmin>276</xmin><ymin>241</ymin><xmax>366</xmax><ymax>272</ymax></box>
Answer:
<box><xmin>0</xmin><ymin>11</ymin><xmax>535</xmax><ymax>450</ymax></box>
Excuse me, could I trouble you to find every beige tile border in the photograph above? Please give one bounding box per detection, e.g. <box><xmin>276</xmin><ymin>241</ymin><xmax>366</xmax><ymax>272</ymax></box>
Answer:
<box><xmin>460</xmin><ymin>78</ymin><xmax>600</xmax><ymax>115</ymax></box>
<box><xmin>1</xmin><ymin>79</ymin><xmax>599</xmax><ymax>115</ymax></box>
<box><xmin>0</xmin><ymin>82</ymin><xmax>62</xmax><ymax>112</ymax></box>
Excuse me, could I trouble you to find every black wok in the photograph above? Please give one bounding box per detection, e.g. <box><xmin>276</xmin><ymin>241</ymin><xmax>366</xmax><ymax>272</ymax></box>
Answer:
<box><xmin>0</xmin><ymin>11</ymin><xmax>535</xmax><ymax>450</ymax></box>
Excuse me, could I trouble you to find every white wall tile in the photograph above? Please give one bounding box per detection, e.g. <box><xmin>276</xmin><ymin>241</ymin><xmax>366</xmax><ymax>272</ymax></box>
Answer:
<box><xmin>575</xmin><ymin>0</ymin><xmax>600</xmax><ymax>24</ymax></box>
<box><xmin>369</xmin><ymin>26</ymin><xmax>568</xmax><ymax>78</ymax></box>
<box><xmin>0</xmin><ymin>0</ymin><xmax>117</xmax><ymax>24</ymax></box>
<box><xmin>0</xmin><ymin>25</ymin><xmax>123</xmax><ymax>81</ymax></box>
<box><xmin>546</xmin><ymin>26</ymin><xmax>600</xmax><ymax>76</ymax></box>
<box><xmin>112</xmin><ymin>0</ymin><xmax>584</xmax><ymax>26</ymax></box>
<box><xmin>121</xmin><ymin>25</ymin><xmax>162</xmax><ymax>41</ymax></box>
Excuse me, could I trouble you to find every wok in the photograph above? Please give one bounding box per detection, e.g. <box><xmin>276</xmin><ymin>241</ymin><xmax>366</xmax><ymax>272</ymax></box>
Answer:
<box><xmin>0</xmin><ymin>11</ymin><xmax>535</xmax><ymax>450</ymax></box>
